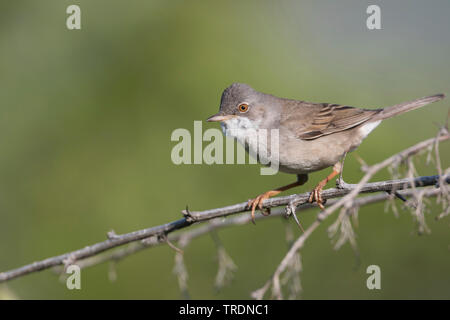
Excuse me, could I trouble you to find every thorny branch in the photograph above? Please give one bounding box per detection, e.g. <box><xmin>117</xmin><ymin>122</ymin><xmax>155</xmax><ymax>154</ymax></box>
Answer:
<box><xmin>0</xmin><ymin>128</ymin><xmax>449</xmax><ymax>300</ymax></box>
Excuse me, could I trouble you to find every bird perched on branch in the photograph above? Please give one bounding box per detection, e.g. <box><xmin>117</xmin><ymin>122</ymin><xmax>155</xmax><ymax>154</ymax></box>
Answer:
<box><xmin>207</xmin><ymin>83</ymin><xmax>445</xmax><ymax>223</ymax></box>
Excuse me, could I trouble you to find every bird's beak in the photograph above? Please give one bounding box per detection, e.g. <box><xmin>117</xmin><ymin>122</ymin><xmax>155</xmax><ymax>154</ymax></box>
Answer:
<box><xmin>206</xmin><ymin>113</ymin><xmax>235</xmax><ymax>122</ymax></box>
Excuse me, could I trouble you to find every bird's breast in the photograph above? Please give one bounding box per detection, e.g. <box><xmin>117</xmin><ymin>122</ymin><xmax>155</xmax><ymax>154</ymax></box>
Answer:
<box><xmin>221</xmin><ymin>117</ymin><xmax>274</xmax><ymax>165</ymax></box>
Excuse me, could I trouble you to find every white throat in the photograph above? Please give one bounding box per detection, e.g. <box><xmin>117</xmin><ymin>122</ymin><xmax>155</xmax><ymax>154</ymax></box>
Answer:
<box><xmin>220</xmin><ymin>116</ymin><xmax>259</xmax><ymax>137</ymax></box>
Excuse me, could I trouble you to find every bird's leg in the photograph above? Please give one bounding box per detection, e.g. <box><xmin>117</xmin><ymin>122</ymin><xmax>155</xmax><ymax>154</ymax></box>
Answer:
<box><xmin>247</xmin><ymin>174</ymin><xmax>308</xmax><ymax>224</ymax></box>
<box><xmin>308</xmin><ymin>162</ymin><xmax>342</xmax><ymax>210</ymax></box>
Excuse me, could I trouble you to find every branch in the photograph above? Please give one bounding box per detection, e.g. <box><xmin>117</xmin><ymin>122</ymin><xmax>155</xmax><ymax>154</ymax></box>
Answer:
<box><xmin>51</xmin><ymin>188</ymin><xmax>444</xmax><ymax>273</ymax></box>
<box><xmin>0</xmin><ymin>131</ymin><xmax>448</xmax><ymax>285</ymax></box>
<box><xmin>0</xmin><ymin>174</ymin><xmax>447</xmax><ymax>284</ymax></box>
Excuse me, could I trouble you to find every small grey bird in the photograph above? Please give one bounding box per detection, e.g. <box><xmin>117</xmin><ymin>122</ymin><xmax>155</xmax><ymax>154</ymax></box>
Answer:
<box><xmin>207</xmin><ymin>83</ymin><xmax>445</xmax><ymax>223</ymax></box>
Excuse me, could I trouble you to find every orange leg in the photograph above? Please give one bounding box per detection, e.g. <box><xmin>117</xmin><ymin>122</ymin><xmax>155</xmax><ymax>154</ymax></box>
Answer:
<box><xmin>247</xmin><ymin>174</ymin><xmax>308</xmax><ymax>224</ymax></box>
<box><xmin>308</xmin><ymin>162</ymin><xmax>342</xmax><ymax>210</ymax></box>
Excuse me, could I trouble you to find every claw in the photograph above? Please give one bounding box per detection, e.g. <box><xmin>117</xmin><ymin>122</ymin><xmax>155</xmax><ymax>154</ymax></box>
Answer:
<box><xmin>247</xmin><ymin>192</ymin><xmax>275</xmax><ymax>224</ymax></box>
<box><xmin>309</xmin><ymin>185</ymin><xmax>326</xmax><ymax>210</ymax></box>
<box><xmin>245</xmin><ymin>179</ymin><xmax>308</xmax><ymax>225</ymax></box>
<box><xmin>247</xmin><ymin>198</ymin><xmax>258</xmax><ymax>224</ymax></box>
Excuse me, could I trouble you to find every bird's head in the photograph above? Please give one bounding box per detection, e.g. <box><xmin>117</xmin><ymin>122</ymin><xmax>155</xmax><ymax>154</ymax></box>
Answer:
<box><xmin>207</xmin><ymin>83</ymin><xmax>264</xmax><ymax>126</ymax></box>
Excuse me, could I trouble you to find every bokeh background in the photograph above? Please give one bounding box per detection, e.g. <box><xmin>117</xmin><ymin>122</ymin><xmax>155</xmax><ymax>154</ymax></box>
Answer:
<box><xmin>0</xmin><ymin>0</ymin><xmax>449</xmax><ymax>299</ymax></box>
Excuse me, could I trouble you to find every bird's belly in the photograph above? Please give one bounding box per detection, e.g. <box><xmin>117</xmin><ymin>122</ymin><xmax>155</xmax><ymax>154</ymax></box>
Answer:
<box><xmin>277</xmin><ymin>132</ymin><xmax>358</xmax><ymax>174</ymax></box>
<box><xmin>278</xmin><ymin>151</ymin><xmax>334</xmax><ymax>174</ymax></box>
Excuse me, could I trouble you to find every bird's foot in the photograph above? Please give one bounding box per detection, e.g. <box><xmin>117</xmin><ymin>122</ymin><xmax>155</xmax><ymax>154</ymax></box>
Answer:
<box><xmin>308</xmin><ymin>185</ymin><xmax>327</xmax><ymax>210</ymax></box>
<box><xmin>308</xmin><ymin>166</ymin><xmax>340</xmax><ymax>210</ymax></box>
<box><xmin>247</xmin><ymin>190</ymin><xmax>279</xmax><ymax>224</ymax></box>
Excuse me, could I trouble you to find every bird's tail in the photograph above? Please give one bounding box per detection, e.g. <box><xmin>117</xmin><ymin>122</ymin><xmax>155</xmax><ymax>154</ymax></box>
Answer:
<box><xmin>371</xmin><ymin>93</ymin><xmax>445</xmax><ymax>121</ymax></box>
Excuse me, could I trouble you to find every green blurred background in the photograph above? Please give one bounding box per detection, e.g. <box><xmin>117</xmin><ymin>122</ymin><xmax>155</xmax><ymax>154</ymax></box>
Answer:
<box><xmin>0</xmin><ymin>0</ymin><xmax>449</xmax><ymax>299</ymax></box>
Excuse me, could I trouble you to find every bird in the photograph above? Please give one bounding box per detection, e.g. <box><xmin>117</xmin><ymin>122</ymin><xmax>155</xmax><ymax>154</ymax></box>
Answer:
<box><xmin>207</xmin><ymin>83</ymin><xmax>445</xmax><ymax>224</ymax></box>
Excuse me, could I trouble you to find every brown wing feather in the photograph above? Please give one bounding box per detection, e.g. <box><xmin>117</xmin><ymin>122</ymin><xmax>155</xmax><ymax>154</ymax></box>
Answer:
<box><xmin>284</xmin><ymin>103</ymin><xmax>382</xmax><ymax>140</ymax></box>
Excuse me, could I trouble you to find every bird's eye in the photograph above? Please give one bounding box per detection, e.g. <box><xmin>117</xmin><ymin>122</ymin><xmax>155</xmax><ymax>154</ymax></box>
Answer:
<box><xmin>238</xmin><ymin>103</ymin><xmax>249</xmax><ymax>113</ymax></box>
